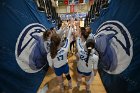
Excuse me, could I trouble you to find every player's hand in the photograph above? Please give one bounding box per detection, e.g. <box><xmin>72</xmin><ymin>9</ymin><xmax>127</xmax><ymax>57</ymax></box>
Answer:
<box><xmin>75</xmin><ymin>27</ymin><xmax>81</xmax><ymax>37</ymax></box>
<box><xmin>70</xmin><ymin>18</ymin><xmax>74</xmax><ymax>27</ymax></box>
<box><xmin>75</xmin><ymin>21</ymin><xmax>80</xmax><ymax>27</ymax></box>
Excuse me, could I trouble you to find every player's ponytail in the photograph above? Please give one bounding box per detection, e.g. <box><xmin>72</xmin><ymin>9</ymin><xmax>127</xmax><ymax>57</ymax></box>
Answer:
<box><xmin>50</xmin><ymin>34</ymin><xmax>61</xmax><ymax>59</ymax></box>
<box><xmin>86</xmin><ymin>47</ymin><xmax>92</xmax><ymax>67</ymax></box>
<box><xmin>86</xmin><ymin>39</ymin><xmax>95</xmax><ymax>67</ymax></box>
<box><xmin>43</xmin><ymin>30</ymin><xmax>51</xmax><ymax>41</ymax></box>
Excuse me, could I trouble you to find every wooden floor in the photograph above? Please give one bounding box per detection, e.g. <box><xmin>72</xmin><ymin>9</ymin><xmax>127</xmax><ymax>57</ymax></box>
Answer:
<box><xmin>38</xmin><ymin>54</ymin><xmax>106</xmax><ymax>93</ymax></box>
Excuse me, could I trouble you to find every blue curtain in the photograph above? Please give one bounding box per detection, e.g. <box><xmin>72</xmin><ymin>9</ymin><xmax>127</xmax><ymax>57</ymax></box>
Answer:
<box><xmin>0</xmin><ymin>0</ymin><xmax>53</xmax><ymax>93</ymax></box>
<box><xmin>90</xmin><ymin>0</ymin><xmax>140</xmax><ymax>93</ymax></box>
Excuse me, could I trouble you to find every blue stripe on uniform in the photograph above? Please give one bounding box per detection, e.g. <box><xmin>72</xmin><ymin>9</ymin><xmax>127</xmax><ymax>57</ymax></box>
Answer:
<box><xmin>78</xmin><ymin>39</ymin><xmax>84</xmax><ymax>49</ymax></box>
<box><xmin>63</xmin><ymin>39</ymin><xmax>68</xmax><ymax>48</ymax></box>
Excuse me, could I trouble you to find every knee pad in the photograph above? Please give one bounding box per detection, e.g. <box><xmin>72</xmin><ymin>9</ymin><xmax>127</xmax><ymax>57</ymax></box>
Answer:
<box><xmin>66</xmin><ymin>74</ymin><xmax>71</xmax><ymax>80</ymax></box>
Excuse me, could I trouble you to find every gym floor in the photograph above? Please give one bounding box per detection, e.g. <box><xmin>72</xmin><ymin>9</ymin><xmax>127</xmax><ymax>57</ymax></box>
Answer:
<box><xmin>39</xmin><ymin>54</ymin><xmax>106</xmax><ymax>93</ymax></box>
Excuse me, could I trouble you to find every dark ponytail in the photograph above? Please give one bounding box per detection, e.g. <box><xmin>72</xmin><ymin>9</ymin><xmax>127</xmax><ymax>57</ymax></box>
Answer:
<box><xmin>43</xmin><ymin>30</ymin><xmax>51</xmax><ymax>41</ymax></box>
<box><xmin>50</xmin><ymin>34</ymin><xmax>61</xmax><ymax>59</ymax></box>
<box><xmin>86</xmin><ymin>48</ymin><xmax>92</xmax><ymax>67</ymax></box>
<box><xmin>85</xmin><ymin>39</ymin><xmax>95</xmax><ymax>67</ymax></box>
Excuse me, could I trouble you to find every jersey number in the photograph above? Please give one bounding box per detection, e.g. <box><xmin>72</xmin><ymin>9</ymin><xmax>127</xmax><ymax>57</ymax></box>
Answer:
<box><xmin>57</xmin><ymin>55</ymin><xmax>63</xmax><ymax>61</ymax></box>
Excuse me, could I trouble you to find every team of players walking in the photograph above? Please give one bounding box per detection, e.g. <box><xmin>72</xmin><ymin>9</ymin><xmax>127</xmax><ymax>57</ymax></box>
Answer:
<box><xmin>43</xmin><ymin>19</ymin><xmax>99</xmax><ymax>93</ymax></box>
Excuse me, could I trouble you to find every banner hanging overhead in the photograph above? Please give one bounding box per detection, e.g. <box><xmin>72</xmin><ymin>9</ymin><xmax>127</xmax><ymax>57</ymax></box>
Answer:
<box><xmin>70</xmin><ymin>4</ymin><xmax>75</xmax><ymax>13</ymax></box>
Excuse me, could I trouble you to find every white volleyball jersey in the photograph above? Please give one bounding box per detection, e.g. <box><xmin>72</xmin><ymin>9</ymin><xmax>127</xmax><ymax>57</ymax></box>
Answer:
<box><xmin>76</xmin><ymin>37</ymin><xmax>99</xmax><ymax>73</ymax></box>
<box><xmin>47</xmin><ymin>27</ymin><xmax>72</xmax><ymax>68</ymax></box>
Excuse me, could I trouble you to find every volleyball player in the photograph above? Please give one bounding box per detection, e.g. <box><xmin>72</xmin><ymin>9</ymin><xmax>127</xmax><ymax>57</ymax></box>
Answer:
<box><xmin>75</xmin><ymin>31</ymin><xmax>99</xmax><ymax>93</ymax></box>
<box><xmin>47</xmin><ymin>26</ymin><xmax>73</xmax><ymax>92</ymax></box>
<box><xmin>85</xmin><ymin>26</ymin><xmax>94</xmax><ymax>40</ymax></box>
